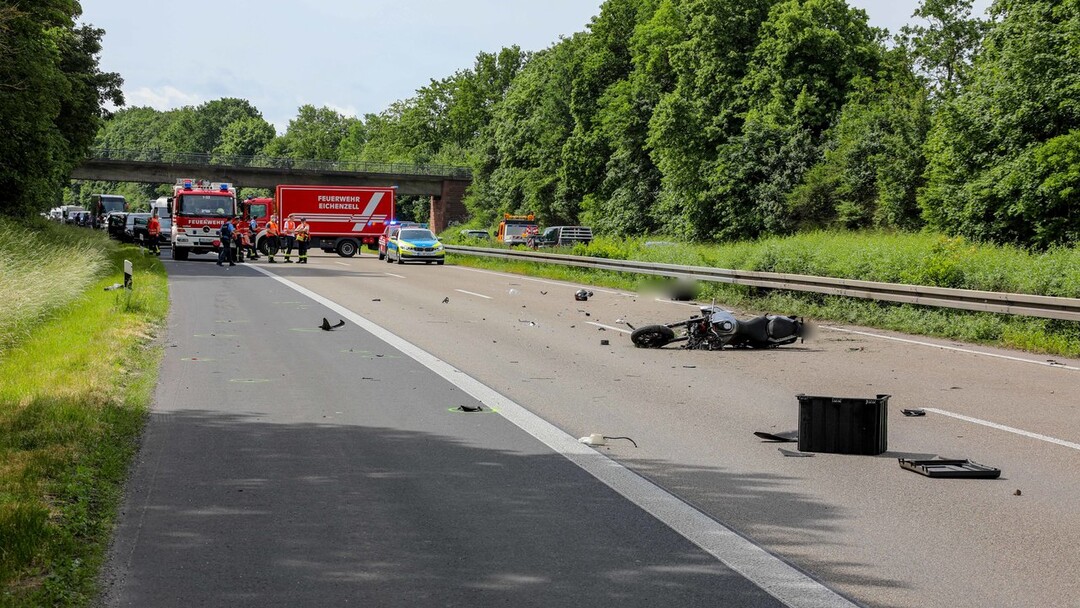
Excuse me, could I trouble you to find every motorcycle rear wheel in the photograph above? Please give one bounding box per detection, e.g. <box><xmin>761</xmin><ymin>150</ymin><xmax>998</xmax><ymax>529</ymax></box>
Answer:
<box><xmin>631</xmin><ymin>325</ymin><xmax>676</xmax><ymax>348</ymax></box>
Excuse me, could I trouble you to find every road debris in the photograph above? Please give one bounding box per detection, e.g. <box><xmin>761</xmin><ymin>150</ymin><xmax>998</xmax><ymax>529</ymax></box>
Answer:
<box><xmin>754</xmin><ymin>431</ymin><xmax>797</xmax><ymax>443</ymax></box>
<box><xmin>902</xmin><ymin>409</ymin><xmax>926</xmax><ymax>417</ymax></box>
<box><xmin>898</xmin><ymin>458</ymin><xmax>1001</xmax><ymax>478</ymax></box>
<box><xmin>320</xmin><ymin>318</ymin><xmax>346</xmax><ymax>331</ymax></box>
<box><xmin>600</xmin><ymin>339</ymin><xmax>610</xmax><ymax>345</ymax></box>
<box><xmin>575</xmin><ymin>289</ymin><xmax>593</xmax><ymax>301</ymax></box>
<box><xmin>455</xmin><ymin>405</ymin><xmax>484</xmax><ymax>413</ymax></box>
<box><xmin>579</xmin><ymin>434</ymin><xmax>637</xmax><ymax>447</ymax></box>
<box><xmin>779</xmin><ymin>448</ymin><xmax>814</xmax><ymax>457</ymax></box>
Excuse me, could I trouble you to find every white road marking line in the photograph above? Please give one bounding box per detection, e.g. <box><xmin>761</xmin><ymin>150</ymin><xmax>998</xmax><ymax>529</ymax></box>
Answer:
<box><xmin>656</xmin><ymin>297</ymin><xmax>704</xmax><ymax>307</ymax></box>
<box><xmin>587</xmin><ymin>321</ymin><xmax>631</xmax><ymax>334</ymax></box>
<box><xmin>334</xmin><ymin>262</ymin><xmax>350</xmax><ymax>267</ymax></box>
<box><xmin>453</xmin><ymin>265</ymin><xmax>629</xmax><ymax>296</ymax></box>
<box><xmin>821</xmin><ymin>326</ymin><xmax>1079</xmax><ymax>371</ymax></box>
<box><xmin>455</xmin><ymin>289</ymin><xmax>492</xmax><ymax>300</ymax></box>
<box><xmin>249</xmin><ymin>264</ymin><xmax>856</xmax><ymax>608</ymax></box>
<box><xmin>453</xmin><ymin>260</ymin><xmax>1071</xmax><ymax>371</ymax></box>
<box><xmin>384</xmin><ymin>273</ymin><xmax>406</xmax><ymax>278</ymax></box>
<box><xmin>924</xmin><ymin>408</ymin><xmax>1080</xmax><ymax>452</ymax></box>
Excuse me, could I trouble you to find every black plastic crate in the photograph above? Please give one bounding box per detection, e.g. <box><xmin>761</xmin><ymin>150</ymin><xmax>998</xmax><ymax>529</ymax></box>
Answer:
<box><xmin>797</xmin><ymin>394</ymin><xmax>889</xmax><ymax>455</ymax></box>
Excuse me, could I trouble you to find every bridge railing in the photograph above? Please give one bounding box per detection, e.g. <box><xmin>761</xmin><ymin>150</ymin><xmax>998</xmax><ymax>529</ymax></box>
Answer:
<box><xmin>87</xmin><ymin>148</ymin><xmax>472</xmax><ymax>179</ymax></box>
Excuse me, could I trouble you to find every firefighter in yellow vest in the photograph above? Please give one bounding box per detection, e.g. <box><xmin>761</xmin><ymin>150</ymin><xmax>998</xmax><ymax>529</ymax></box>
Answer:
<box><xmin>295</xmin><ymin>218</ymin><xmax>311</xmax><ymax>264</ymax></box>
<box><xmin>264</xmin><ymin>215</ymin><xmax>280</xmax><ymax>263</ymax></box>
<box><xmin>282</xmin><ymin>217</ymin><xmax>297</xmax><ymax>262</ymax></box>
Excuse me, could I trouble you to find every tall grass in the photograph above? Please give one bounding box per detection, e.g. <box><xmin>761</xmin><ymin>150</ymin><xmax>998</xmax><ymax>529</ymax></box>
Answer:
<box><xmin>443</xmin><ymin>230</ymin><xmax>1080</xmax><ymax>357</ymax></box>
<box><xmin>0</xmin><ymin>218</ymin><xmax>113</xmax><ymax>356</ymax></box>
<box><xmin>0</xmin><ymin>221</ymin><xmax>168</xmax><ymax>606</ymax></box>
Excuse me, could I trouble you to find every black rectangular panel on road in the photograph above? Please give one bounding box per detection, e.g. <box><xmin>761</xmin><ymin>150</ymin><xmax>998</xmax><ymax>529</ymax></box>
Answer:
<box><xmin>797</xmin><ymin>394</ymin><xmax>889</xmax><ymax>455</ymax></box>
<box><xmin>100</xmin><ymin>259</ymin><xmax>788</xmax><ymax>608</ymax></box>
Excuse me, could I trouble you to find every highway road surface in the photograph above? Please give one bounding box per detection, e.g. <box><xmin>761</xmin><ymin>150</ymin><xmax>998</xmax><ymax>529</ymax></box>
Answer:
<box><xmin>100</xmin><ymin>250</ymin><xmax>1080</xmax><ymax>607</ymax></box>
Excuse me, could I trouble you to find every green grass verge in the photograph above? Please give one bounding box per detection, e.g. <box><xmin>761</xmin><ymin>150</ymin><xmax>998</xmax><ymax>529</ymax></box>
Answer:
<box><xmin>0</xmin><ymin>223</ymin><xmax>168</xmax><ymax>607</ymax></box>
<box><xmin>444</xmin><ymin>231</ymin><xmax>1080</xmax><ymax>358</ymax></box>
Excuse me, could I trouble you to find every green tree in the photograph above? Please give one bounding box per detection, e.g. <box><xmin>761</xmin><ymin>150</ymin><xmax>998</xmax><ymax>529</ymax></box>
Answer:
<box><xmin>0</xmin><ymin>1</ymin><xmax>122</xmax><ymax>217</ymax></box>
<box><xmin>269</xmin><ymin>104</ymin><xmax>352</xmax><ymax>161</ymax></box>
<box><xmin>899</xmin><ymin>0</ymin><xmax>989</xmax><ymax>98</ymax></box>
<box><xmin>709</xmin><ymin>0</ymin><xmax>883</xmax><ymax>239</ymax></box>
<box><xmin>788</xmin><ymin>52</ymin><xmax>931</xmax><ymax>231</ymax></box>
<box><xmin>647</xmin><ymin>0</ymin><xmax>776</xmax><ymax>238</ymax></box>
<box><xmin>211</xmin><ymin>115</ymin><xmax>276</xmax><ymax>161</ymax></box>
<box><xmin>921</xmin><ymin>0</ymin><xmax>1080</xmax><ymax>247</ymax></box>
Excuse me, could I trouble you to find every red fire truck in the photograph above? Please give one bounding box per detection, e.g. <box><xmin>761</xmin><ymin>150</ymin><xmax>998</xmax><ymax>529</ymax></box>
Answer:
<box><xmin>251</xmin><ymin>185</ymin><xmax>395</xmax><ymax>258</ymax></box>
<box><xmin>169</xmin><ymin>179</ymin><xmax>238</xmax><ymax>261</ymax></box>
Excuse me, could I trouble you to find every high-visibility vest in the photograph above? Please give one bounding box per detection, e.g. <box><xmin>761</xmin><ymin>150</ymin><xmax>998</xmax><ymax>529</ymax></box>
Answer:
<box><xmin>148</xmin><ymin>217</ymin><xmax>160</xmax><ymax>236</ymax></box>
<box><xmin>296</xmin><ymin>222</ymin><xmax>310</xmax><ymax>241</ymax></box>
<box><xmin>283</xmin><ymin>219</ymin><xmax>296</xmax><ymax>236</ymax></box>
<box><xmin>266</xmin><ymin>220</ymin><xmax>278</xmax><ymax>237</ymax></box>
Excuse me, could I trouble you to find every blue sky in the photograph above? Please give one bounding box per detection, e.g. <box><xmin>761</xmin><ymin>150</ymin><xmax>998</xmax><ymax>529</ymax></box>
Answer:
<box><xmin>81</xmin><ymin>0</ymin><xmax>992</xmax><ymax>133</ymax></box>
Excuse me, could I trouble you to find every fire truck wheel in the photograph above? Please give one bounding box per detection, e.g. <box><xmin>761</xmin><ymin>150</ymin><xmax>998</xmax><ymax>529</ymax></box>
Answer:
<box><xmin>172</xmin><ymin>247</ymin><xmax>189</xmax><ymax>261</ymax></box>
<box><xmin>259</xmin><ymin>237</ymin><xmax>278</xmax><ymax>256</ymax></box>
<box><xmin>336</xmin><ymin>240</ymin><xmax>358</xmax><ymax>257</ymax></box>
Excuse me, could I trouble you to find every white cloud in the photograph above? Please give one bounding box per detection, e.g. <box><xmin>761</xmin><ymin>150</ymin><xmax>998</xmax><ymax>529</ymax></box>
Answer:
<box><xmin>122</xmin><ymin>86</ymin><xmax>203</xmax><ymax>111</ymax></box>
<box><xmin>324</xmin><ymin>103</ymin><xmax>359</xmax><ymax>119</ymax></box>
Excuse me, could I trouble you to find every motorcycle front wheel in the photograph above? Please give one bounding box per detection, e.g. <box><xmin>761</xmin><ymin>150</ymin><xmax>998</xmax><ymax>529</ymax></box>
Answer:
<box><xmin>631</xmin><ymin>325</ymin><xmax>676</xmax><ymax>348</ymax></box>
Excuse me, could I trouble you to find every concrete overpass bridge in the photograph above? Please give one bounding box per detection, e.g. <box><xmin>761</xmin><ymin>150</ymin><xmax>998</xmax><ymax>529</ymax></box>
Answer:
<box><xmin>72</xmin><ymin>149</ymin><xmax>471</xmax><ymax>231</ymax></box>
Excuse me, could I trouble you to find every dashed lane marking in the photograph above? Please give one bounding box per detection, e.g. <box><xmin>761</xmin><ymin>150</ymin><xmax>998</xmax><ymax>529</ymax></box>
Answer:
<box><xmin>454</xmin><ymin>289</ymin><xmax>493</xmax><ymax>300</ymax></box>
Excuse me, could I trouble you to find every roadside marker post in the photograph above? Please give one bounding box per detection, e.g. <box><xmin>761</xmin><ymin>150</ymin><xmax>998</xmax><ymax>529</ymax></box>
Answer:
<box><xmin>124</xmin><ymin>259</ymin><xmax>132</xmax><ymax>289</ymax></box>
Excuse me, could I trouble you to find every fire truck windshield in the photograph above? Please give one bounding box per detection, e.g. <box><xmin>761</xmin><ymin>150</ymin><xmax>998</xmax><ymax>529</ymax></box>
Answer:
<box><xmin>178</xmin><ymin>195</ymin><xmax>233</xmax><ymax>216</ymax></box>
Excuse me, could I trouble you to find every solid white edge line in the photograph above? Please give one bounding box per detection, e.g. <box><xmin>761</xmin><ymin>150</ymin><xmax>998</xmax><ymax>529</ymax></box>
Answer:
<box><xmin>384</xmin><ymin>272</ymin><xmax>406</xmax><ymax>278</ymax></box>
<box><xmin>587</xmin><ymin>321</ymin><xmax>632</xmax><ymax>334</ymax></box>
<box><xmin>249</xmin><ymin>264</ymin><xmax>856</xmax><ymax>608</ymax></box>
<box><xmin>454</xmin><ymin>289</ymin><xmax>493</xmax><ymax>300</ymax></box>
<box><xmin>334</xmin><ymin>262</ymin><xmax>350</xmax><ymax>266</ymax></box>
<box><xmin>923</xmin><ymin>408</ymin><xmax>1080</xmax><ymax>451</ymax></box>
<box><xmin>821</xmin><ymin>326</ymin><xmax>1079</xmax><ymax>371</ymax></box>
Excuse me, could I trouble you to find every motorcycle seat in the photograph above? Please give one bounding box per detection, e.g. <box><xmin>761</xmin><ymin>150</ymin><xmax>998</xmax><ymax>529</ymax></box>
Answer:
<box><xmin>736</xmin><ymin>316</ymin><xmax>770</xmax><ymax>343</ymax></box>
<box><xmin>768</xmin><ymin>316</ymin><xmax>799</xmax><ymax>340</ymax></box>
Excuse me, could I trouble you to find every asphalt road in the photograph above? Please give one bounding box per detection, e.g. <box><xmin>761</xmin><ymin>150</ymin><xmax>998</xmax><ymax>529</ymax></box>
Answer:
<box><xmin>101</xmin><ymin>250</ymin><xmax>1080</xmax><ymax>607</ymax></box>
<box><xmin>99</xmin><ymin>253</ymin><xmax>821</xmax><ymax>607</ymax></box>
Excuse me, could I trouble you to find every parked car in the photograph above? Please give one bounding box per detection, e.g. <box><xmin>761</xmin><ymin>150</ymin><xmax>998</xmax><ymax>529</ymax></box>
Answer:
<box><xmin>535</xmin><ymin>226</ymin><xmax>593</xmax><ymax>247</ymax></box>
<box><xmin>123</xmin><ymin>212</ymin><xmax>151</xmax><ymax>244</ymax></box>
<box><xmin>385</xmin><ymin>227</ymin><xmax>445</xmax><ymax>265</ymax></box>
<box><xmin>105</xmin><ymin>212</ymin><xmax>128</xmax><ymax>240</ymax></box>
<box><xmin>459</xmin><ymin>229</ymin><xmax>491</xmax><ymax>241</ymax></box>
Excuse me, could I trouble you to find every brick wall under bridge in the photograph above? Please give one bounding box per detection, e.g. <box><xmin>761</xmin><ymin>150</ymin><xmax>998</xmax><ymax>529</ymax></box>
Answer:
<box><xmin>429</xmin><ymin>180</ymin><xmax>469</xmax><ymax>233</ymax></box>
<box><xmin>71</xmin><ymin>157</ymin><xmax>471</xmax><ymax>231</ymax></box>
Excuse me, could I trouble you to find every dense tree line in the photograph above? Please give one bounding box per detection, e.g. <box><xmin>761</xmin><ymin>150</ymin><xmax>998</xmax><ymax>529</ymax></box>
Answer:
<box><xmin>82</xmin><ymin>0</ymin><xmax>1079</xmax><ymax>247</ymax></box>
<box><xmin>0</xmin><ymin>0</ymin><xmax>121</xmax><ymax>218</ymax></box>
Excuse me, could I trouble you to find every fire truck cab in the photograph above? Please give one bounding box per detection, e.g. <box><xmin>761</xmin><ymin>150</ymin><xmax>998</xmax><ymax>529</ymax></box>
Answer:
<box><xmin>170</xmin><ymin>179</ymin><xmax>238</xmax><ymax>261</ymax></box>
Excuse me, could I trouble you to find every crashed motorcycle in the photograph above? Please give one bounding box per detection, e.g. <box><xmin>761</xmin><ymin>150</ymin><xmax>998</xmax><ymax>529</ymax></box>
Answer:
<box><xmin>630</xmin><ymin>306</ymin><xmax>805</xmax><ymax>350</ymax></box>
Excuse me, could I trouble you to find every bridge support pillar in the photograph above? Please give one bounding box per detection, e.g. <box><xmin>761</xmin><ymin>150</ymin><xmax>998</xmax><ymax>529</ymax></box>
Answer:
<box><xmin>429</xmin><ymin>180</ymin><xmax>469</xmax><ymax>233</ymax></box>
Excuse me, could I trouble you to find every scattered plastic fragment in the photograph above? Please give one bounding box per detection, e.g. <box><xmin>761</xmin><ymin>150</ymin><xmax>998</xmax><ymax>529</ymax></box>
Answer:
<box><xmin>754</xmin><ymin>431</ymin><xmax>797</xmax><ymax>443</ymax></box>
<box><xmin>902</xmin><ymin>409</ymin><xmax>926</xmax><ymax>417</ymax></box>
<box><xmin>779</xmin><ymin>448</ymin><xmax>814</xmax><ymax>457</ymax></box>
<box><xmin>320</xmin><ymin>318</ymin><xmax>345</xmax><ymax>331</ymax></box>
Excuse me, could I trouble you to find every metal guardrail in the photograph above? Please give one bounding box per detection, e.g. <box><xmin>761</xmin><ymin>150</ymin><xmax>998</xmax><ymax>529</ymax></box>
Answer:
<box><xmin>445</xmin><ymin>245</ymin><xmax>1080</xmax><ymax>322</ymax></box>
<box><xmin>87</xmin><ymin>148</ymin><xmax>472</xmax><ymax>179</ymax></box>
